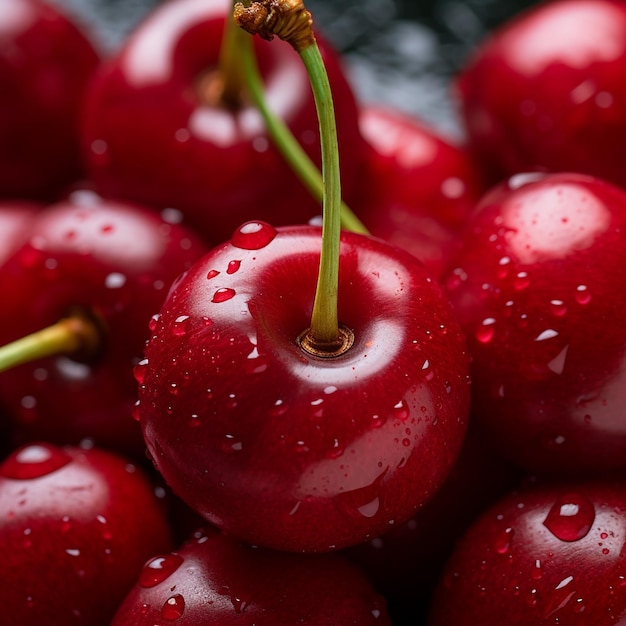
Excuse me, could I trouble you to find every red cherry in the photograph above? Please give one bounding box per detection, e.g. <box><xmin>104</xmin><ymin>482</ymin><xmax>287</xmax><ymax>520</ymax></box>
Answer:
<box><xmin>351</xmin><ymin>106</ymin><xmax>486</xmax><ymax>279</ymax></box>
<box><xmin>456</xmin><ymin>0</ymin><xmax>626</xmax><ymax>188</ymax></box>
<box><xmin>443</xmin><ymin>172</ymin><xmax>626</xmax><ymax>476</ymax></box>
<box><xmin>0</xmin><ymin>0</ymin><xmax>100</xmax><ymax>200</ymax></box>
<box><xmin>112</xmin><ymin>527</ymin><xmax>391</xmax><ymax>624</ymax></box>
<box><xmin>428</xmin><ymin>479</ymin><xmax>626</xmax><ymax>625</ymax></box>
<box><xmin>0</xmin><ymin>190</ymin><xmax>207</xmax><ymax>457</ymax></box>
<box><xmin>137</xmin><ymin>222</ymin><xmax>470</xmax><ymax>552</ymax></box>
<box><xmin>80</xmin><ymin>0</ymin><xmax>365</xmax><ymax>245</ymax></box>
<box><xmin>0</xmin><ymin>442</ymin><xmax>173</xmax><ymax>626</ymax></box>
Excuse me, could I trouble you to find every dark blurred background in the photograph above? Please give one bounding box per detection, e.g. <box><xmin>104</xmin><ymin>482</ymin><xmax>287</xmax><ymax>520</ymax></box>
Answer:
<box><xmin>53</xmin><ymin>0</ymin><xmax>544</xmax><ymax>137</ymax></box>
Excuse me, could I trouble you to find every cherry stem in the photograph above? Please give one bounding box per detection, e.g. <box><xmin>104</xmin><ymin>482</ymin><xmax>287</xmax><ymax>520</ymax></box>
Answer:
<box><xmin>237</xmin><ymin>25</ymin><xmax>368</xmax><ymax>234</ymax></box>
<box><xmin>235</xmin><ymin>0</ymin><xmax>347</xmax><ymax>351</ymax></box>
<box><xmin>0</xmin><ymin>314</ymin><xmax>101</xmax><ymax>374</ymax></box>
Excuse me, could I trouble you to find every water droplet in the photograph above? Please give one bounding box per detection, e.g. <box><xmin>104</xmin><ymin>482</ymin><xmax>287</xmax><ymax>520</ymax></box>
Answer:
<box><xmin>543</xmin><ymin>493</ymin><xmax>595</xmax><ymax>541</ymax></box>
<box><xmin>494</xmin><ymin>527</ymin><xmax>514</xmax><ymax>554</ymax></box>
<box><xmin>0</xmin><ymin>444</ymin><xmax>71</xmax><ymax>479</ymax></box>
<box><xmin>172</xmin><ymin>316</ymin><xmax>190</xmax><ymax>336</ymax></box>
<box><xmin>550</xmin><ymin>300</ymin><xmax>567</xmax><ymax>317</ymax></box>
<box><xmin>133</xmin><ymin>359</ymin><xmax>149</xmax><ymax>384</ymax></box>
<box><xmin>212</xmin><ymin>288</ymin><xmax>236</xmax><ymax>303</ymax></box>
<box><xmin>476</xmin><ymin>318</ymin><xmax>496</xmax><ymax>343</ymax></box>
<box><xmin>207</xmin><ymin>269</ymin><xmax>220</xmax><ymax>279</ymax></box>
<box><xmin>149</xmin><ymin>314</ymin><xmax>160</xmax><ymax>331</ymax></box>
<box><xmin>357</xmin><ymin>497</ymin><xmax>380</xmax><ymax>518</ymax></box>
<box><xmin>268</xmin><ymin>400</ymin><xmax>287</xmax><ymax>417</ymax></box>
<box><xmin>514</xmin><ymin>271</ymin><xmax>530</xmax><ymax>290</ymax></box>
<box><xmin>140</xmin><ymin>555</ymin><xmax>184</xmax><ymax>588</ymax></box>
<box><xmin>393</xmin><ymin>400</ymin><xmax>409</xmax><ymax>420</ymax></box>
<box><xmin>575</xmin><ymin>285</ymin><xmax>591</xmax><ymax>305</ymax></box>
<box><xmin>231</xmin><ymin>221</ymin><xmax>277</xmax><ymax>250</ymax></box>
<box><xmin>532</xmin><ymin>559</ymin><xmax>543</xmax><ymax>580</ymax></box>
<box><xmin>161</xmin><ymin>594</ymin><xmax>185</xmax><ymax>620</ymax></box>
<box><xmin>227</xmin><ymin>260</ymin><xmax>241</xmax><ymax>274</ymax></box>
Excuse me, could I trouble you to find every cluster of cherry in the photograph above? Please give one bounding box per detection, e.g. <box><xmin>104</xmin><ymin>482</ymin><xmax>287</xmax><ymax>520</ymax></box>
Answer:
<box><xmin>2</xmin><ymin>0</ymin><xmax>626</xmax><ymax>624</ymax></box>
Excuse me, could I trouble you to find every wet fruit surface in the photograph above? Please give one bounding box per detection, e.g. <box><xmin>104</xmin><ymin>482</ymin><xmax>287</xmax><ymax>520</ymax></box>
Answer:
<box><xmin>428</xmin><ymin>480</ymin><xmax>626</xmax><ymax>625</ymax></box>
<box><xmin>112</xmin><ymin>527</ymin><xmax>392</xmax><ymax>624</ymax></box>
<box><xmin>137</xmin><ymin>223</ymin><xmax>470</xmax><ymax>552</ymax></box>
<box><xmin>0</xmin><ymin>442</ymin><xmax>172</xmax><ymax>626</ymax></box>
<box><xmin>443</xmin><ymin>172</ymin><xmax>626</xmax><ymax>475</ymax></box>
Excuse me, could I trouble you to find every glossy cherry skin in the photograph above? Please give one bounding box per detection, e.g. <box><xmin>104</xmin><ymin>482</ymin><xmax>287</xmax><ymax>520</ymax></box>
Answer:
<box><xmin>443</xmin><ymin>172</ymin><xmax>626</xmax><ymax>476</ymax></box>
<box><xmin>428</xmin><ymin>479</ymin><xmax>626</xmax><ymax>625</ymax></box>
<box><xmin>353</xmin><ymin>105</ymin><xmax>486</xmax><ymax>279</ymax></box>
<box><xmin>0</xmin><ymin>190</ymin><xmax>207</xmax><ymax>458</ymax></box>
<box><xmin>0</xmin><ymin>0</ymin><xmax>100</xmax><ymax>200</ymax></box>
<box><xmin>81</xmin><ymin>0</ymin><xmax>365</xmax><ymax>246</ymax></box>
<box><xmin>0</xmin><ymin>442</ymin><xmax>173</xmax><ymax>626</ymax></box>
<box><xmin>112</xmin><ymin>527</ymin><xmax>391</xmax><ymax>625</ymax></box>
<box><xmin>456</xmin><ymin>0</ymin><xmax>626</xmax><ymax>188</ymax></box>
<box><xmin>137</xmin><ymin>222</ymin><xmax>470</xmax><ymax>552</ymax></box>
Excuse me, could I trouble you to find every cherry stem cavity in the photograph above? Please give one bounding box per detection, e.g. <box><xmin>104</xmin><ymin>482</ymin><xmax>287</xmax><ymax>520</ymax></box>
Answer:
<box><xmin>237</xmin><ymin>20</ymin><xmax>368</xmax><ymax>234</ymax></box>
<box><xmin>235</xmin><ymin>0</ymin><xmax>350</xmax><ymax>353</ymax></box>
<box><xmin>217</xmin><ymin>1</ymin><xmax>250</xmax><ymax>108</ymax></box>
<box><xmin>0</xmin><ymin>314</ymin><xmax>101</xmax><ymax>373</ymax></box>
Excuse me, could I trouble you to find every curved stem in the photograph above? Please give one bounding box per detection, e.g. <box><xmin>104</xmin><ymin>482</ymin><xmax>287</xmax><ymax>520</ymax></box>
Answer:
<box><xmin>239</xmin><ymin>33</ymin><xmax>369</xmax><ymax>234</ymax></box>
<box><xmin>0</xmin><ymin>315</ymin><xmax>101</xmax><ymax>373</ymax></box>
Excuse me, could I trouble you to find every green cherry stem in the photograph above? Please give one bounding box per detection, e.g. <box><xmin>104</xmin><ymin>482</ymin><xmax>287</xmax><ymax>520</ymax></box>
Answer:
<box><xmin>235</xmin><ymin>0</ymin><xmax>355</xmax><ymax>354</ymax></box>
<box><xmin>237</xmin><ymin>27</ymin><xmax>368</xmax><ymax>235</ymax></box>
<box><xmin>0</xmin><ymin>314</ymin><xmax>101</xmax><ymax>373</ymax></box>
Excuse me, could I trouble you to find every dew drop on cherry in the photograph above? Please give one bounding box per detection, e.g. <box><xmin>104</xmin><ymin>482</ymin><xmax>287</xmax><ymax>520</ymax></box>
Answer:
<box><xmin>543</xmin><ymin>493</ymin><xmax>595</xmax><ymax>541</ymax></box>
<box><xmin>549</xmin><ymin>299</ymin><xmax>567</xmax><ymax>317</ymax></box>
<box><xmin>139</xmin><ymin>554</ymin><xmax>184</xmax><ymax>588</ymax></box>
<box><xmin>476</xmin><ymin>318</ymin><xmax>496</xmax><ymax>344</ymax></box>
<box><xmin>0</xmin><ymin>444</ymin><xmax>71</xmax><ymax>479</ymax></box>
<box><xmin>227</xmin><ymin>260</ymin><xmax>241</xmax><ymax>274</ymax></box>
<box><xmin>494</xmin><ymin>527</ymin><xmax>514</xmax><ymax>554</ymax></box>
<box><xmin>161</xmin><ymin>594</ymin><xmax>185</xmax><ymax>620</ymax></box>
<box><xmin>212</xmin><ymin>288</ymin><xmax>236</xmax><ymax>303</ymax></box>
<box><xmin>231</xmin><ymin>221</ymin><xmax>277</xmax><ymax>250</ymax></box>
<box><xmin>575</xmin><ymin>285</ymin><xmax>591</xmax><ymax>305</ymax></box>
<box><xmin>172</xmin><ymin>315</ymin><xmax>190</xmax><ymax>336</ymax></box>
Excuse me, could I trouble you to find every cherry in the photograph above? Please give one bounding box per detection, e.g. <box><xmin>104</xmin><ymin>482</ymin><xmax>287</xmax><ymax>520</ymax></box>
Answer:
<box><xmin>137</xmin><ymin>222</ymin><xmax>470</xmax><ymax>552</ymax></box>
<box><xmin>456</xmin><ymin>0</ymin><xmax>626</xmax><ymax>188</ymax></box>
<box><xmin>443</xmin><ymin>171</ymin><xmax>626</xmax><ymax>476</ymax></box>
<box><xmin>428</xmin><ymin>479</ymin><xmax>626</xmax><ymax>625</ymax></box>
<box><xmin>0</xmin><ymin>0</ymin><xmax>101</xmax><ymax>200</ymax></box>
<box><xmin>352</xmin><ymin>105</ymin><xmax>486</xmax><ymax>279</ymax></box>
<box><xmin>0</xmin><ymin>190</ymin><xmax>207</xmax><ymax>458</ymax></box>
<box><xmin>112</xmin><ymin>526</ymin><xmax>391</xmax><ymax>624</ymax></box>
<box><xmin>0</xmin><ymin>441</ymin><xmax>173</xmax><ymax>625</ymax></box>
<box><xmin>80</xmin><ymin>0</ymin><xmax>365</xmax><ymax>245</ymax></box>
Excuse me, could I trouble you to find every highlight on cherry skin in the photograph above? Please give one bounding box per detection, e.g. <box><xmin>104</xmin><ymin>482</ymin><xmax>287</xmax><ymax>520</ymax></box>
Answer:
<box><xmin>0</xmin><ymin>441</ymin><xmax>173</xmax><ymax>626</ymax></box>
<box><xmin>136</xmin><ymin>220</ymin><xmax>471</xmax><ymax>553</ymax></box>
